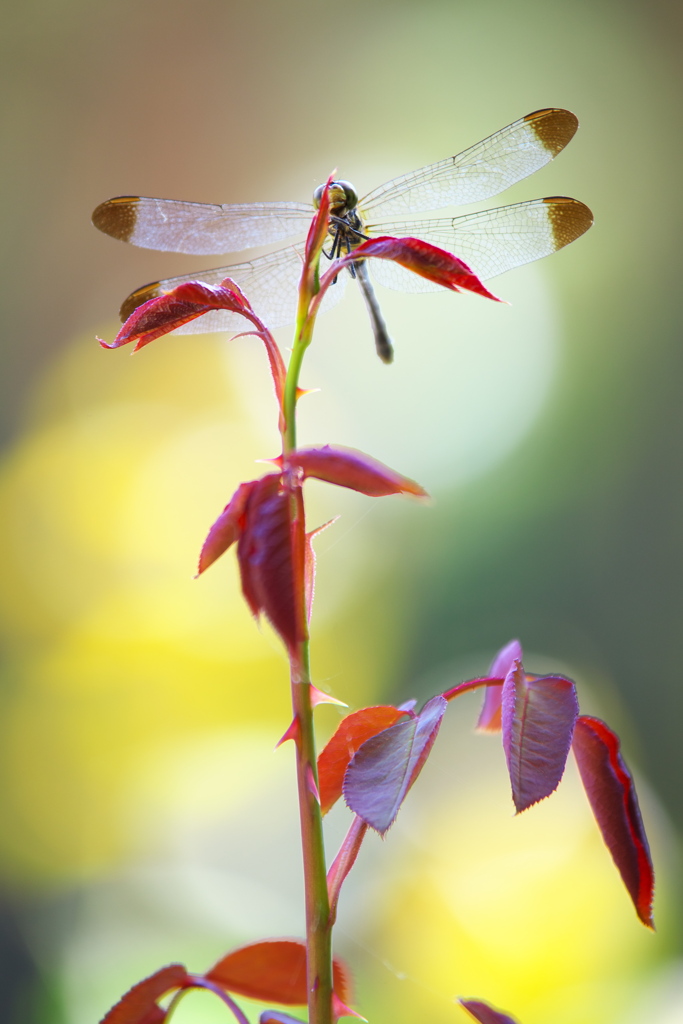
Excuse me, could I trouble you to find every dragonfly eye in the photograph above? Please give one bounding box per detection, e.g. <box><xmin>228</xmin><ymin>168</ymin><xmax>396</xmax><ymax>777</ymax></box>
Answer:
<box><xmin>312</xmin><ymin>180</ymin><xmax>358</xmax><ymax>212</ymax></box>
<box><xmin>336</xmin><ymin>180</ymin><xmax>358</xmax><ymax>210</ymax></box>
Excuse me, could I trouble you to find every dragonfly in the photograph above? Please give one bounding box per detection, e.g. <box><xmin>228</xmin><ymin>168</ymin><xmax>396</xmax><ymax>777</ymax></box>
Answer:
<box><xmin>93</xmin><ymin>107</ymin><xmax>592</xmax><ymax>363</ymax></box>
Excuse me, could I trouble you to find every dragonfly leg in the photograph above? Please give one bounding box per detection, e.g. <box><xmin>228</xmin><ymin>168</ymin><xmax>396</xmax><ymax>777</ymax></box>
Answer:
<box><xmin>322</xmin><ymin>227</ymin><xmax>339</xmax><ymax>263</ymax></box>
<box><xmin>355</xmin><ymin>261</ymin><xmax>394</xmax><ymax>364</ymax></box>
<box><xmin>323</xmin><ymin>225</ymin><xmax>346</xmax><ymax>283</ymax></box>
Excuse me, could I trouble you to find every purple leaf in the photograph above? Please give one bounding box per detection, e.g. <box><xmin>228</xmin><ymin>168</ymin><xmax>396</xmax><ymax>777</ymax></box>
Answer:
<box><xmin>260</xmin><ymin>1014</ymin><xmax>307</xmax><ymax>1024</ymax></box>
<box><xmin>318</xmin><ymin>706</ymin><xmax>407</xmax><ymax>814</ymax></box>
<box><xmin>476</xmin><ymin>638</ymin><xmax>522</xmax><ymax>732</ymax></box>
<box><xmin>397</xmin><ymin>698</ymin><xmax>417</xmax><ymax>712</ymax></box>
<box><xmin>502</xmin><ymin>661</ymin><xmax>579</xmax><ymax>812</ymax></box>
<box><xmin>572</xmin><ymin>715</ymin><xmax>654</xmax><ymax>927</ymax></box>
<box><xmin>343</xmin><ymin>695</ymin><xmax>447</xmax><ymax>834</ymax></box>
<box><xmin>459</xmin><ymin>998</ymin><xmax>519</xmax><ymax>1024</ymax></box>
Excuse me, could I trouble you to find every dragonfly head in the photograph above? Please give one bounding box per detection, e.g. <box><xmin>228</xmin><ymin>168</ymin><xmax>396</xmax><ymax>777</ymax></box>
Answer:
<box><xmin>313</xmin><ymin>179</ymin><xmax>358</xmax><ymax>216</ymax></box>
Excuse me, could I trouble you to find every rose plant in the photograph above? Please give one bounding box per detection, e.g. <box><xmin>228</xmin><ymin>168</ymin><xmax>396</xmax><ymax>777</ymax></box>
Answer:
<box><xmin>95</xmin><ymin>175</ymin><xmax>653</xmax><ymax>1024</ymax></box>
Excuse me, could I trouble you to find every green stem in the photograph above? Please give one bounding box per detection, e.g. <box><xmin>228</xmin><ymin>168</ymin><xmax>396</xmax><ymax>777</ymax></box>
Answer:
<box><xmin>282</xmin><ymin>289</ymin><xmax>333</xmax><ymax>1024</ymax></box>
<box><xmin>283</xmin><ymin>330</ymin><xmax>308</xmax><ymax>453</ymax></box>
<box><xmin>283</xmin><ymin>273</ymin><xmax>321</xmax><ymax>454</ymax></box>
<box><xmin>290</xmin><ymin>643</ymin><xmax>333</xmax><ymax>1024</ymax></box>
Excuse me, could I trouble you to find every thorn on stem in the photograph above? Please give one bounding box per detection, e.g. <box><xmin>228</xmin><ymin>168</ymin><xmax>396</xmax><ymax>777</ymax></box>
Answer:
<box><xmin>276</xmin><ymin>717</ymin><xmax>301</xmax><ymax>748</ymax></box>
<box><xmin>306</xmin><ymin>764</ymin><xmax>321</xmax><ymax>804</ymax></box>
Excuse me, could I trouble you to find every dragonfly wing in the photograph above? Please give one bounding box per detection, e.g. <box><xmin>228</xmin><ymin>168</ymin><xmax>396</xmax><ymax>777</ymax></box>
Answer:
<box><xmin>359</xmin><ymin>109</ymin><xmax>579</xmax><ymax>217</ymax></box>
<box><xmin>367</xmin><ymin>197</ymin><xmax>593</xmax><ymax>291</ymax></box>
<box><xmin>119</xmin><ymin>244</ymin><xmax>347</xmax><ymax>335</ymax></box>
<box><xmin>93</xmin><ymin>197</ymin><xmax>313</xmax><ymax>255</ymax></box>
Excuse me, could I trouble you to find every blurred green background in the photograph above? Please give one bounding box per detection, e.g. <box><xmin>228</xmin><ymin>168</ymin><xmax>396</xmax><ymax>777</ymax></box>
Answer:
<box><xmin>1</xmin><ymin>0</ymin><xmax>682</xmax><ymax>1022</ymax></box>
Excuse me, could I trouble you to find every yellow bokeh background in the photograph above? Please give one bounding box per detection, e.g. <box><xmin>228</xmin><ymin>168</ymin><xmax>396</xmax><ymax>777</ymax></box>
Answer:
<box><xmin>1</xmin><ymin>1</ymin><xmax>682</xmax><ymax>1023</ymax></box>
<box><xmin>0</xmin><ymin>333</ymin><xmax>399</xmax><ymax>880</ymax></box>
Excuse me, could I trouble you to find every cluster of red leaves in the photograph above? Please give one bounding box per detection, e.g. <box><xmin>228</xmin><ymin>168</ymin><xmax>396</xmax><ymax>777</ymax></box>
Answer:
<box><xmin>317</xmin><ymin>639</ymin><xmax>654</xmax><ymax>928</ymax></box>
<box><xmin>100</xmin><ymin>939</ymin><xmax>355</xmax><ymax>1024</ymax></box>
<box><xmin>102</xmin><ymin>635</ymin><xmax>653</xmax><ymax>1024</ymax></box>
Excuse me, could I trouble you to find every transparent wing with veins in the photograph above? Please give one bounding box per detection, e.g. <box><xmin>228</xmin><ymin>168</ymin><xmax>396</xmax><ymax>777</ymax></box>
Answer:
<box><xmin>367</xmin><ymin>196</ymin><xmax>593</xmax><ymax>292</ymax></box>
<box><xmin>358</xmin><ymin>108</ymin><xmax>578</xmax><ymax>217</ymax></box>
<box><xmin>92</xmin><ymin>197</ymin><xmax>314</xmax><ymax>255</ymax></box>
<box><xmin>127</xmin><ymin>195</ymin><xmax>591</xmax><ymax>333</ymax></box>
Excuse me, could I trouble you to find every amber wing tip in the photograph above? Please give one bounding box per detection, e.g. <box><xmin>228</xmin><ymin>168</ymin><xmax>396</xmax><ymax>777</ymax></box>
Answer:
<box><xmin>525</xmin><ymin>108</ymin><xmax>579</xmax><ymax>155</ymax></box>
<box><xmin>92</xmin><ymin>196</ymin><xmax>139</xmax><ymax>242</ymax></box>
<box><xmin>543</xmin><ymin>196</ymin><xmax>594</xmax><ymax>246</ymax></box>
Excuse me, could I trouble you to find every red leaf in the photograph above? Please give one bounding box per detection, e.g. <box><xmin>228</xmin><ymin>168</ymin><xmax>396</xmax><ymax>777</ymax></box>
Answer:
<box><xmin>476</xmin><ymin>639</ymin><xmax>522</xmax><ymax>732</ymax></box>
<box><xmin>100</xmin><ymin>965</ymin><xmax>189</xmax><ymax>1024</ymax></box>
<box><xmin>206</xmin><ymin>939</ymin><xmax>351</xmax><ymax>1007</ymax></box>
<box><xmin>237</xmin><ymin>476</ymin><xmax>283</xmax><ymax>615</ymax></box>
<box><xmin>197</xmin><ymin>480</ymin><xmax>257</xmax><ymax>576</ymax></box>
<box><xmin>327</xmin><ymin>816</ymin><xmax>369</xmax><ymax>922</ymax></box>
<box><xmin>501</xmin><ymin>662</ymin><xmax>579</xmax><ymax>812</ymax></box>
<box><xmin>318</xmin><ymin>706</ymin><xmax>406</xmax><ymax>814</ymax></box>
<box><xmin>341</xmin><ymin>236</ymin><xmax>504</xmax><ymax>301</ymax></box>
<box><xmin>137</xmin><ymin>1013</ymin><xmax>165</xmax><ymax>1024</ymax></box>
<box><xmin>305</xmin><ymin>174</ymin><xmax>333</xmax><ymax>267</ymax></box>
<box><xmin>99</xmin><ymin>279</ymin><xmax>256</xmax><ymax>352</ymax></box>
<box><xmin>286</xmin><ymin>445</ymin><xmax>428</xmax><ymax>498</ymax></box>
<box><xmin>459</xmin><ymin>998</ymin><xmax>519</xmax><ymax>1024</ymax></box>
<box><xmin>99</xmin><ymin>279</ymin><xmax>287</xmax><ymax>407</ymax></box>
<box><xmin>343</xmin><ymin>695</ymin><xmax>447</xmax><ymax>834</ymax></box>
<box><xmin>572</xmin><ymin>715</ymin><xmax>654</xmax><ymax>927</ymax></box>
<box><xmin>237</xmin><ymin>475</ymin><xmax>305</xmax><ymax>650</ymax></box>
